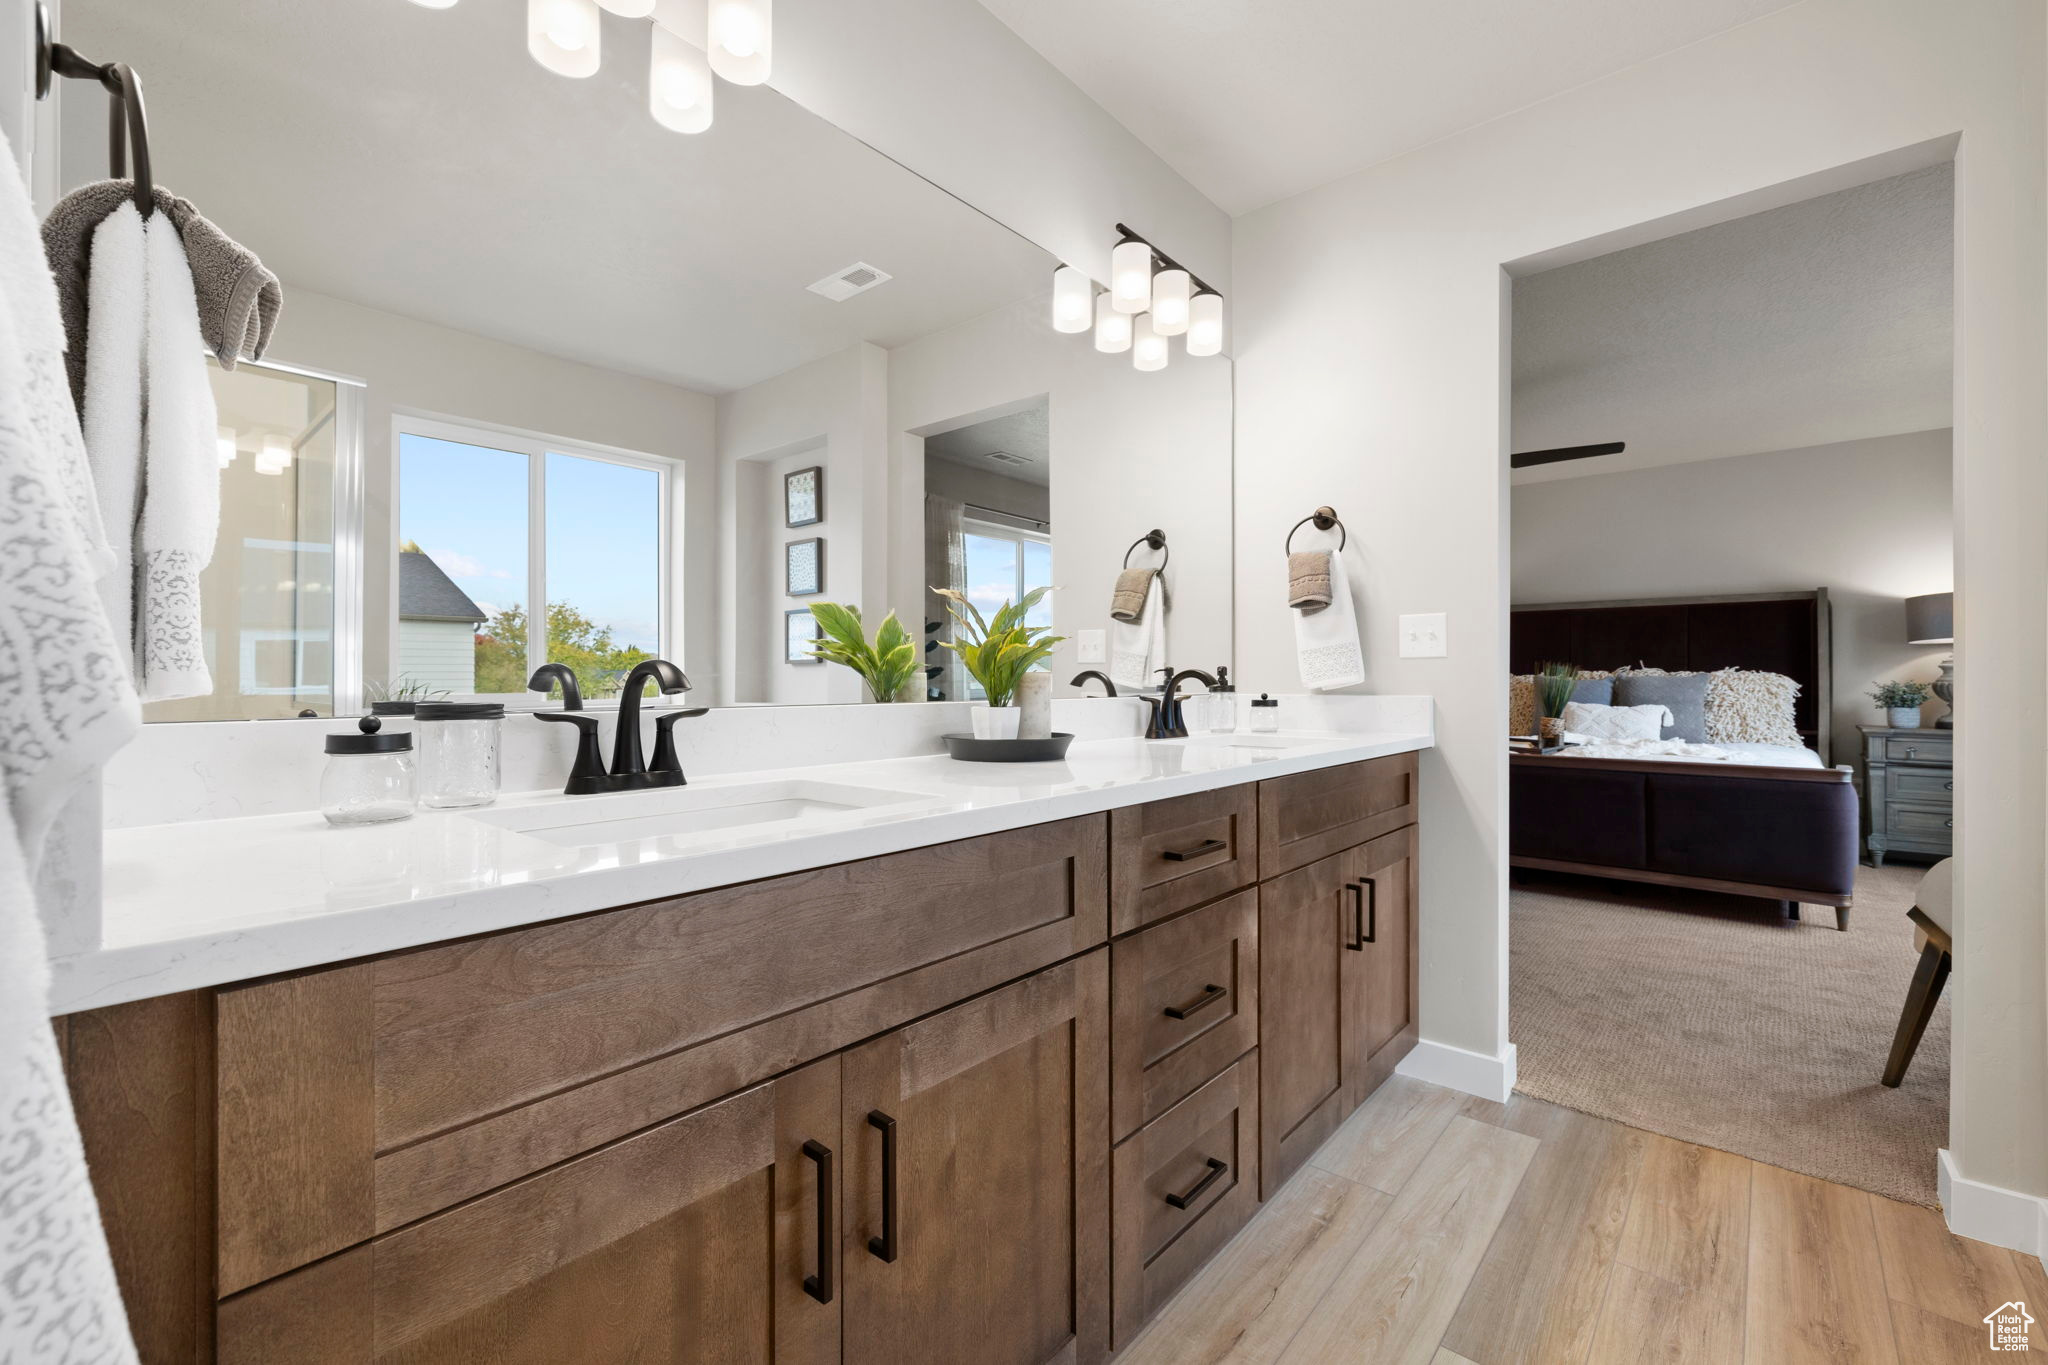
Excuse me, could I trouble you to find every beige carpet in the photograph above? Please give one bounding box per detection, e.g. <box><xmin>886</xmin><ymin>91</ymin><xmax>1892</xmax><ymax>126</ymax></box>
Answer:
<box><xmin>1510</xmin><ymin>862</ymin><xmax>1948</xmax><ymax>1207</ymax></box>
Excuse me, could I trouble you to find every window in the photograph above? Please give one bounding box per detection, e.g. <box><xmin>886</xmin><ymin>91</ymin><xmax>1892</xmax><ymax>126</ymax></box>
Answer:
<box><xmin>395</xmin><ymin>415</ymin><xmax>670</xmax><ymax>701</ymax></box>
<box><xmin>144</xmin><ymin>358</ymin><xmax>364</xmax><ymax>723</ymax></box>
<box><xmin>958</xmin><ymin>515</ymin><xmax>1054</xmax><ymax>700</ymax></box>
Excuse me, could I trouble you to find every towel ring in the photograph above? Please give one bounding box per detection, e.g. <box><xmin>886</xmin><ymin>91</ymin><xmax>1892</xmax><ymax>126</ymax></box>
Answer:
<box><xmin>1285</xmin><ymin>506</ymin><xmax>1346</xmax><ymax>555</ymax></box>
<box><xmin>1123</xmin><ymin>529</ymin><xmax>1169</xmax><ymax>573</ymax></box>
<box><xmin>35</xmin><ymin>2</ymin><xmax>155</xmax><ymax>218</ymax></box>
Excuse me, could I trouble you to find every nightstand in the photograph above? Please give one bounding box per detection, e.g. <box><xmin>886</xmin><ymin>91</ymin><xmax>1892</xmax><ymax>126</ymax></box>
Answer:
<box><xmin>1861</xmin><ymin>725</ymin><xmax>1953</xmax><ymax>865</ymax></box>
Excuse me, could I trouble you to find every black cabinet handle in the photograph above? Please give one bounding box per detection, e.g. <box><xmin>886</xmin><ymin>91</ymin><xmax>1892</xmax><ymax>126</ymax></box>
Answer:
<box><xmin>1163</xmin><ymin>838</ymin><xmax>1227</xmax><ymax>863</ymax></box>
<box><xmin>802</xmin><ymin>1140</ymin><xmax>834</xmax><ymax>1303</ymax></box>
<box><xmin>866</xmin><ymin>1110</ymin><xmax>898</xmax><ymax>1263</ymax></box>
<box><xmin>1945</xmin><ymin>817</ymin><xmax>1954</xmax><ymax>829</ymax></box>
<box><xmin>1360</xmin><ymin>875</ymin><xmax>1378</xmax><ymax>945</ymax></box>
<box><xmin>1344</xmin><ymin>883</ymin><xmax>1364</xmax><ymax>951</ymax></box>
<box><xmin>1944</xmin><ymin>781</ymin><xmax>1953</xmax><ymax>791</ymax></box>
<box><xmin>1164</xmin><ymin>1157</ymin><xmax>1228</xmax><ymax>1210</ymax></box>
<box><xmin>1163</xmin><ymin>983</ymin><xmax>1226</xmax><ymax>1020</ymax></box>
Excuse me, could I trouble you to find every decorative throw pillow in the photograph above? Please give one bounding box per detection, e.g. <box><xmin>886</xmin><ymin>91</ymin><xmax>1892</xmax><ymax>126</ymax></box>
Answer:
<box><xmin>1560</xmin><ymin>701</ymin><xmax>1673</xmax><ymax>742</ymax></box>
<box><xmin>1613</xmin><ymin>672</ymin><xmax>1712</xmax><ymax>741</ymax></box>
<box><xmin>1570</xmin><ymin>677</ymin><xmax>1614</xmax><ymax>706</ymax></box>
<box><xmin>1702</xmin><ymin>668</ymin><xmax>1804</xmax><ymax>746</ymax></box>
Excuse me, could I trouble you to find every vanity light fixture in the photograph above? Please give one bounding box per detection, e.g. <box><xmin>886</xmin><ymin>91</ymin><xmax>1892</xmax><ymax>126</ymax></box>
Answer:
<box><xmin>1150</xmin><ymin>268</ymin><xmax>1191</xmax><ymax>336</ymax></box>
<box><xmin>595</xmin><ymin>0</ymin><xmax>654</xmax><ymax>15</ymax></box>
<box><xmin>255</xmin><ymin>434</ymin><xmax>293</xmax><ymax>476</ymax></box>
<box><xmin>1093</xmin><ymin>292</ymin><xmax>1133</xmax><ymax>353</ymax></box>
<box><xmin>1051</xmin><ymin>264</ymin><xmax>1093</xmax><ymax>334</ymax></box>
<box><xmin>1131</xmin><ymin>312</ymin><xmax>1168</xmax><ymax>372</ymax></box>
<box><xmin>707</xmin><ymin>0</ymin><xmax>772</xmax><ymax>85</ymax></box>
<box><xmin>649</xmin><ymin>22</ymin><xmax>714</xmax><ymax>133</ymax></box>
<box><xmin>1186</xmin><ymin>290</ymin><xmax>1224</xmax><ymax>357</ymax></box>
<box><xmin>528</xmin><ymin>0</ymin><xmax>601</xmax><ymax>78</ymax></box>
<box><xmin>1110</xmin><ymin>239</ymin><xmax>1153</xmax><ymax>314</ymax></box>
<box><xmin>217</xmin><ymin>425</ymin><xmax>237</xmax><ymax>469</ymax></box>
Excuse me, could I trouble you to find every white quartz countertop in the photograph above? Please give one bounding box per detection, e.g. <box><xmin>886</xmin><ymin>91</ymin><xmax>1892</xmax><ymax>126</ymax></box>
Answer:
<box><xmin>53</xmin><ymin>727</ymin><xmax>1431</xmax><ymax>1015</ymax></box>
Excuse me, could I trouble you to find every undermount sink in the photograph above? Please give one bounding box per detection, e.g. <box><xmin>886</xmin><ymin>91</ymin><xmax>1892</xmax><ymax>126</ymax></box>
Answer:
<box><xmin>462</xmin><ymin>779</ymin><xmax>937</xmax><ymax>849</ymax></box>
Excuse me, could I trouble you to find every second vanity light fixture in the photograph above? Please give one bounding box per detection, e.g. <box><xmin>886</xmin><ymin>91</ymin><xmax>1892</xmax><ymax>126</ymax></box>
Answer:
<box><xmin>1051</xmin><ymin>224</ymin><xmax>1224</xmax><ymax>370</ymax></box>
<box><xmin>407</xmin><ymin>0</ymin><xmax>770</xmax><ymax>135</ymax></box>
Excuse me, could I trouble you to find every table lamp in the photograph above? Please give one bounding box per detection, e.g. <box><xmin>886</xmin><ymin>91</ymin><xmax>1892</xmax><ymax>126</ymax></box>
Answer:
<box><xmin>1905</xmin><ymin>591</ymin><xmax>1954</xmax><ymax>730</ymax></box>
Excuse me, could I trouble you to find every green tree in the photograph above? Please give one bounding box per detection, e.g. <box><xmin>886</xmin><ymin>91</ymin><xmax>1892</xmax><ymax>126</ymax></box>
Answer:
<box><xmin>473</xmin><ymin>601</ymin><xmax>656</xmax><ymax>697</ymax></box>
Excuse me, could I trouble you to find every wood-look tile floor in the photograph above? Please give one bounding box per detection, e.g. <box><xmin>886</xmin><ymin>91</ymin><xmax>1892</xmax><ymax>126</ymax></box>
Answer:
<box><xmin>1119</xmin><ymin>1077</ymin><xmax>2048</xmax><ymax>1365</ymax></box>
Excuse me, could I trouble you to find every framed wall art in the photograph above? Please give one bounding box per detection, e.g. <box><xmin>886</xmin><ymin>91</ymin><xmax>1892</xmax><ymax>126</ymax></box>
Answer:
<box><xmin>785</xmin><ymin>537</ymin><xmax>824</xmax><ymax>596</ymax></box>
<box><xmin>784</xmin><ymin>465</ymin><xmax>822</xmax><ymax>528</ymax></box>
<box><xmin>785</xmin><ymin>608</ymin><xmax>822</xmax><ymax>663</ymax></box>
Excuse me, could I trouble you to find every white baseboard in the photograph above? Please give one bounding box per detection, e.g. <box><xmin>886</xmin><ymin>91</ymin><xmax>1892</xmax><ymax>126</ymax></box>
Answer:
<box><xmin>1396</xmin><ymin>1039</ymin><xmax>1518</xmax><ymax>1104</ymax></box>
<box><xmin>1940</xmin><ymin>1148</ymin><xmax>2048</xmax><ymax>1262</ymax></box>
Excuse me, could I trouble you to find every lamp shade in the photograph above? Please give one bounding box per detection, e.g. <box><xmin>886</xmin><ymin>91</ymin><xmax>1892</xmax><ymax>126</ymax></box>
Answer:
<box><xmin>1905</xmin><ymin>592</ymin><xmax>1953</xmax><ymax>645</ymax></box>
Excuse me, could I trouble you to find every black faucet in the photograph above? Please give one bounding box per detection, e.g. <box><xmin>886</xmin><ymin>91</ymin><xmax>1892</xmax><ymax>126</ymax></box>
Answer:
<box><xmin>1070</xmin><ymin>670</ymin><xmax>1118</xmax><ymax>697</ymax></box>
<box><xmin>528</xmin><ymin>665</ymin><xmax>611</xmax><ymax>795</ymax></box>
<box><xmin>1150</xmin><ymin>667</ymin><xmax>1219</xmax><ymax>740</ymax></box>
<box><xmin>611</xmin><ymin>659</ymin><xmax>699</xmax><ymax>790</ymax></box>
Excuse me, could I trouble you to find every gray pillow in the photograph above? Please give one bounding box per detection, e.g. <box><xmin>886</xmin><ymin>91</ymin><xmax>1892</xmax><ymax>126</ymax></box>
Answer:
<box><xmin>1570</xmin><ymin>677</ymin><xmax>1613</xmax><ymax>706</ymax></box>
<box><xmin>1613</xmin><ymin>672</ymin><xmax>1711</xmax><ymax>741</ymax></box>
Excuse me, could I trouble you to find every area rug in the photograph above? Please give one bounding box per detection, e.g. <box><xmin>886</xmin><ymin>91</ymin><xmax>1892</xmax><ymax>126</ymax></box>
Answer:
<box><xmin>1509</xmin><ymin>862</ymin><xmax>1947</xmax><ymax>1207</ymax></box>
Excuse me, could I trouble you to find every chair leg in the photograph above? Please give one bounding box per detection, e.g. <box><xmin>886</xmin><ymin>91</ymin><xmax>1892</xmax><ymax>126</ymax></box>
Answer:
<box><xmin>1882</xmin><ymin>943</ymin><xmax>1951</xmax><ymax>1087</ymax></box>
<box><xmin>1836</xmin><ymin>906</ymin><xmax>1851</xmax><ymax>932</ymax></box>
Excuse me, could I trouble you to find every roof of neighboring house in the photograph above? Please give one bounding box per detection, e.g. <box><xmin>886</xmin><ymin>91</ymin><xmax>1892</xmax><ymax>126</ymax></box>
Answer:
<box><xmin>398</xmin><ymin>551</ymin><xmax>487</xmax><ymax>624</ymax></box>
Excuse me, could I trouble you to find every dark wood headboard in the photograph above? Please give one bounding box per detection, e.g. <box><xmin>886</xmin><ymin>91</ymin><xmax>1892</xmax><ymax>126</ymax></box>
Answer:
<box><xmin>1509</xmin><ymin>589</ymin><xmax>1833</xmax><ymax>762</ymax></box>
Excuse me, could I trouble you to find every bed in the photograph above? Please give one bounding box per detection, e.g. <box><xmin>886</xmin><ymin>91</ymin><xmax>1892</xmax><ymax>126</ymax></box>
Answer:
<box><xmin>1507</xmin><ymin>590</ymin><xmax>1861</xmax><ymax>927</ymax></box>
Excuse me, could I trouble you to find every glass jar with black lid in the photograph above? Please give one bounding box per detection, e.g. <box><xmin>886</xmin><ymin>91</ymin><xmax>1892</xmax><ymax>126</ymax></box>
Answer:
<box><xmin>414</xmin><ymin>701</ymin><xmax>505</xmax><ymax>809</ymax></box>
<box><xmin>321</xmin><ymin>717</ymin><xmax>416</xmax><ymax>826</ymax></box>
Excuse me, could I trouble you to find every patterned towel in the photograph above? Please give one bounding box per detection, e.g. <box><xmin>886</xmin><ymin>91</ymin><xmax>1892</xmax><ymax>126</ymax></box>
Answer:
<box><xmin>1110</xmin><ymin>567</ymin><xmax>1154</xmax><ymax>622</ymax></box>
<box><xmin>1288</xmin><ymin>550</ymin><xmax>1331</xmax><ymax>613</ymax></box>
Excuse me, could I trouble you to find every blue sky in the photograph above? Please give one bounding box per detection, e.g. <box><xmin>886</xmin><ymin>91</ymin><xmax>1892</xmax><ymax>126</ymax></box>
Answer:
<box><xmin>399</xmin><ymin>434</ymin><xmax>661</xmax><ymax>651</ymax></box>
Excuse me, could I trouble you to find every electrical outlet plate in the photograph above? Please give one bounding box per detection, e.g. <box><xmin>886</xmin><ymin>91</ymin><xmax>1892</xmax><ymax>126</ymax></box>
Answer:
<box><xmin>1076</xmin><ymin>629</ymin><xmax>1106</xmax><ymax>664</ymax></box>
<box><xmin>1399</xmin><ymin>612</ymin><xmax>1448</xmax><ymax>658</ymax></box>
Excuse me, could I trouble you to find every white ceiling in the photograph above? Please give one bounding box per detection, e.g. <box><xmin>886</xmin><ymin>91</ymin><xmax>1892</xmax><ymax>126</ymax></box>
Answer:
<box><xmin>1511</xmin><ymin>163</ymin><xmax>1953</xmax><ymax>483</ymax></box>
<box><xmin>974</xmin><ymin>0</ymin><xmax>1799</xmax><ymax>215</ymax></box>
<box><xmin>925</xmin><ymin>403</ymin><xmax>1051</xmax><ymax>487</ymax></box>
<box><xmin>66</xmin><ymin>0</ymin><xmax>1053</xmax><ymax>394</ymax></box>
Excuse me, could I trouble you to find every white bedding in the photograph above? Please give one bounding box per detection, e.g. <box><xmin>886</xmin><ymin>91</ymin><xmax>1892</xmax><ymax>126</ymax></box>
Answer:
<box><xmin>1557</xmin><ymin>738</ymin><xmax>1824</xmax><ymax>768</ymax></box>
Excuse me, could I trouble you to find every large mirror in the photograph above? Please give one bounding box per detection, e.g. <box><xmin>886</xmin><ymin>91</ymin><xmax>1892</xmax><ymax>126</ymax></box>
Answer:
<box><xmin>56</xmin><ymin>0</ymin><xmax>1233</xmax><ymax>716</ymax></box>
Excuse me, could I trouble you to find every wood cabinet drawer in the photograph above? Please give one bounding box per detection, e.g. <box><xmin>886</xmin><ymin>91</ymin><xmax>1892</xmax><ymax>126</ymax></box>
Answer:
<box><xmin>1110</xmin><ymin>785</ymin><xmax>1257</xmax><ymax>933</ymax></box>
<box><xmin>1887</xmin><ymin>806</ymin><xmax>1955</xmax><ymax>840</ymax></box>
<box><xmin>1110</xmin><ymin>1051</ymin><xmax>1260</xmax><ymax>1349</ymax></box>
<box><xmin>1110</xmin><ymin>889</ymin><xmax>1257</xmax><ymax>1140</ymax></box>
<box><xmin>214</xmin><ymin>815</ymin><xmax>1108</xmax><ymax>1294</ymax></box>
<box><xmin>1258</xmin><ymin>753</ymin><xmax>1417</xmax><ymax>879</ymax></box>
<box><xmin>1890</xmin><ymin>770</ymin><xmax>1954</xmax><ymax>805</ymax></box>
<box><xmin>1885</xmin><ymin>735</ymin><xmax>1951</xmax><ymax>765</ymax></box>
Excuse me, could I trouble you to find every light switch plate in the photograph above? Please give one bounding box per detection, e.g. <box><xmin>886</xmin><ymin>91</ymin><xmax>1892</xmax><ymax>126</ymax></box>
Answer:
<box><xmin>1399</xmin><ymin>612</ymin><xmax>1448</xmax><ymax>658</ymax></box>
<box><xmin>1076</xmin><ymin>629</ymin><xmax>1106</xmax><ymax>664</ymax></box>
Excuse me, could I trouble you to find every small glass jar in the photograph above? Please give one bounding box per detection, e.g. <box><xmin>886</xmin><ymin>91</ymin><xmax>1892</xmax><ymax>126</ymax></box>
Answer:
<box><xmin>322</xmin><ymin>718</ymin><xmax>416</xmax><ymax>826</ymax></box>
<box><xmin>1250</xmin><ymin>693</ymin><xmax>1280</xmax><ymax>734</ymax></box>
<box><xmin>415</xmin><ymin>702</ymin><xmax>505</xmax><ymax>809</ymax></box>
<box><xmin>1203</xmin><ymin>665</ymin><xmax>1236</xmax><ymax>733</ymax></box>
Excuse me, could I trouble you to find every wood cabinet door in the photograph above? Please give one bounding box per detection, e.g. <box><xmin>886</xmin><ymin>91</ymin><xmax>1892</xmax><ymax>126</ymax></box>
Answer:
<box><xmin>1257</xmin><ymin>850</ymin><xmax>1365</xmax><ymax>1197</ymax></box>
<box><xmin>1348</xmin><ymin>824</ymin><xmax>1419</xmax><ymax>1103</ymax></box>
<box><xmin>841</xmin><ymin>953</ymin><xmax>1109</xmax><ymax>1365</ymax></box>
<box><xmin>217</xmin><ymin>1060</ymin><xmax>842</xmax><ymax>1365</ymax></box>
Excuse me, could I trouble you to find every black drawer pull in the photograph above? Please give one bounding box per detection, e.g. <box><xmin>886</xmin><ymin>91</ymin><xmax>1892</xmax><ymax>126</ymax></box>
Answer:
<box><xmin>1945</xmin><ymin>781</ymin><xmax>1954</xmax><ymax>791</ymax></box>
<box><xmin>1163</xmin><ymin>838</ymin><xmax>1228</xmax><ymax>863</ymax></box>
<box><xmin>866</xmin><ymin>1111</ymin><xmax>898</xmax><ymax>1263</ymax></box>
<box><xmin>1164</xmin><ymin>1157</ymin><xmax>1228</xmax><ymax>1210</ymax></box>
<box><xmin>1163</xmin><ymin>984</ymin><xmax>1226</xmax><ymax>1020</ymax></box>
<box><xmin>1360</xmin><ymin>875</ymin><xmax>1378</xmax><ymax>945</ymax></box>
<box><xmin>802</xmin><ymin>1140</ymin><xmax>834</xmax><ymax>1303</ymax></box>
<box><xmin>1344</xmin><ymin>882</ymin><xmax>1364</xmax><ymax>951</ymax></box>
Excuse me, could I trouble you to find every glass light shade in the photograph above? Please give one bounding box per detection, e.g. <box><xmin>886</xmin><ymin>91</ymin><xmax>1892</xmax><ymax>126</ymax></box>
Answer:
<box><xmin>1111</xmin><ymin>239</ymin><xmax>1153</xmax><ymax>314</ymax></box>
<box><xmin>255</xmin><ymin>434</ymin><xmax>292</xmax><ymax>476</ymax></box>
<box><xmin>216</xmin><ymin>425</ymin><xmax>237</xmax><ymax>468</ymax></box>
<box><xmin>596</xmin><ymin>0</ymin><xmax>654</xmax><ymax>13</ymax></box>
<box><xmin>1132</xmin><ymin>313</ymin><xmax>1168</xmax><ymax>372</ymax></box>
<box><xmin>649</xmin><ymin>24</ymin><xmax>714</xmax><ymax>133</ymax></box>
<box><xmin>708</xmin><ymin>0</ymin><xmax>772</xmax><ymax>85</ymax></box>
<box><xmin>527</xmin><ymin>0</ymin><xmax>601</xmax><ymax>77</ymax></box>
<box><xmin>1186</xmin><ymin>291</ymin><xmax>1224</xmax><ymax>357</ymax></box>
<box><xmin>1150</xmin><ymin>268</ymin><xmax>1191</xmax><ymax>335</ymax></box>
<box><xmin>1093</xmin><ymin>292</ymin><xmax>1132</xmax><ymax>353</ymax></box>
<box><xmin>1051</xmin><ymin>265</ymin><xmax>1093</xmax><ymax>334</ymax></box>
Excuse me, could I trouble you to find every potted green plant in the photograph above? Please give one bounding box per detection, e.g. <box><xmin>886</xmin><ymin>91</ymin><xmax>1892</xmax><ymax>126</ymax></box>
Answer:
<box><xmin>363</xmin><ymin>676</ymin><xmax>448</xmax><ymax>717</ymax></box>
<box><xmin>935</xmin><ymin>586</ymin><xmax>1066</xmax><ymax>739</ymax></box>
<box><xmin>1534</xmin><ymin>661</ymin><xmax>1580</xmax><ymax>745</ymax></box>
<box><xmin>1868</xmin><ymin>679</ymin><xmax>1931</xmax><ymax>729</ymax></box>
<box><xmin>805</xmin><ymin>602</ymin><xmax>922</xmax><ymax>702</ymax></box>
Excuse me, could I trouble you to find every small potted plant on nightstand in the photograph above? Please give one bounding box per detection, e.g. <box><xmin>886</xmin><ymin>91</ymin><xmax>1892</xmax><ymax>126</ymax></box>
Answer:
<box><xmin>1868</xmin><ymin>679</ymin><xmax>1932</xmax><ymax>729</ymax></box>
<box><xmin>1534</xmin><ymin>661</ymin><xmax>1580</xmax><ymax>747</ymax></box>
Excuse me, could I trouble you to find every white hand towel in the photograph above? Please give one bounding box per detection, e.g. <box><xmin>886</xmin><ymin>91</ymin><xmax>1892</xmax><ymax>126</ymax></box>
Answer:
<box><xmin>1108</xmin><ymin>572</ymin><xmax>1164</xmax><ymax>690</ymax></box>
<box><xmin>80</xmin><ymin>203</ymin><xmax>220</xmax><ymax>701</ymax></box>
<box><xmin>1294</xmin><ymin>552</ymin><xmax>1364</xmax><ymax>690</ymax></box>
<box><xmin>0</xmin><ymin>125</ymin><xmax>143</xmax><ymax>1365</ymax></box>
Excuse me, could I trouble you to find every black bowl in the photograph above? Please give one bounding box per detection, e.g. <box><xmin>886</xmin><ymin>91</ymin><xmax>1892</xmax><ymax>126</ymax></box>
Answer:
<box><xmin>940</xmin><ymin>732</ymin><xmax>1076</xmax><ymax>763</ymax></box>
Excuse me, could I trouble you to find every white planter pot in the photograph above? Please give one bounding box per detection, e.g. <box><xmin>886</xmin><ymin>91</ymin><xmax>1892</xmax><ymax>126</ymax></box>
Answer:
<box><xmin>971</xmin><ymin>706</ymin><xmax>1021</xmax><ymax>740</ymax></box>
<box><xmin>1888</xmin><ymin>706</ymin><xmax>1922</xmax><ymax>729</ymax></box>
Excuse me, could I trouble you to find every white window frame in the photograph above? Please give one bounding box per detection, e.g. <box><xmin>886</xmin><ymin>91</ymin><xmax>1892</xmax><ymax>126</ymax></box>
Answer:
<box><xmin>957</xmin><ymin>513</ymin><xmax>1054</xmax><ymax>701</ymax></box>
<box><xmin>391</xmin><ymin>411</ymin><xmax>678</xmax><ymax>707</ymax></box>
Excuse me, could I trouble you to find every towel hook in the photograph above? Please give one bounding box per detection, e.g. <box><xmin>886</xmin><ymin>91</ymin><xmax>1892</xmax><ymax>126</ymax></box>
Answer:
<box><xmin>1285</xmin><ymin>506</ymin><xmax>1346</xmax><ymax>555</ymax></box>
<box><xmin>1122</xmin><ymin>528</ymin><xmax>1169</xmax><ymax>573</ymax></box>
<box><xmin>34</xmin><ymin>2</ymin><xmax>155</xmax><ymax>218</ymax></box>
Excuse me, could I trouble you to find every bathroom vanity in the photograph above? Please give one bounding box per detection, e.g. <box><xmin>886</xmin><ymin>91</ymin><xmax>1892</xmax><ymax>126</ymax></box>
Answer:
<box><xmin>55</xmin><ymin>732</ymin><xmax>1425</xmax><ymax>1365</ymax></box>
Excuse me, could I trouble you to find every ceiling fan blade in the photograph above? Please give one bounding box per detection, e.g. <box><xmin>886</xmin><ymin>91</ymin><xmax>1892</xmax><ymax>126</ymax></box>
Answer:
<box><xmin>1510</xmin><ymin>441</ymin><xmax>1626</xmax><ymax>469</ymax></box>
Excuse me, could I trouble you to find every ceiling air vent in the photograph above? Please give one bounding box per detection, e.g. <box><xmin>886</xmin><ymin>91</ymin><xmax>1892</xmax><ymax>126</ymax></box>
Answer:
<box><xmin>984</xmin><ymin>450</ymin><xmax>1033</xmax><ymax>467</ymax></box>
<box><xmin>807</xmin><ymin>262</ymin><xmax>892</xmax><ymax>302</ymax></box>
